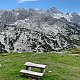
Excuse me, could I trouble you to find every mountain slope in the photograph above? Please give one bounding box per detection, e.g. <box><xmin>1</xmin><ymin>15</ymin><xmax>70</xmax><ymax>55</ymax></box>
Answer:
<box><xmin>0</xmin><ymin>7</ymin><xmax>80</xmax><ymax>52</ymax></box>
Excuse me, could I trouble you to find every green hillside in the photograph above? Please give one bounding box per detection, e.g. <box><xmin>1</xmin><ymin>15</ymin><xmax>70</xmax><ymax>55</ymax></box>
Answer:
<box><xmin>0</xmin><ymin>52</ymin><xmax>80</xmax><ymax>80</ymax></box>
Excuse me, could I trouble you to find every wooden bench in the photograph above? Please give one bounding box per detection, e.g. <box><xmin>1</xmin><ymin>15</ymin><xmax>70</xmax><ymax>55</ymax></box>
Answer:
<box><xmin>20</xmin><ymin>62</ymin><xmax>46</xmax><ymax>79</ymax></box>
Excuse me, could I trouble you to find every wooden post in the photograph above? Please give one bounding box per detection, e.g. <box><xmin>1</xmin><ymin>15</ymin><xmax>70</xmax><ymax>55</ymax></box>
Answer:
<box><xmin>26</xmin><ymin>66</ymin><xmax>32</xmax><ymax>71</ymax></box>
<box><xmin>40</xmin><ymin>68</ymin><xmax>45</xmax><ymax>73</ymax></box>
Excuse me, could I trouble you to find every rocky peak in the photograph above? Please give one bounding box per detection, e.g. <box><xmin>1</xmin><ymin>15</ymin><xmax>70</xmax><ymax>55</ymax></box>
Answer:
<box><xmin>71</xmin><ymin>12</ymin><xmax>78</xmax><ymax>16</ymax></box>
<box><xmin>50</xmin><ymin>7</ymin><xmax>61</xmax><ymax>14</ymax></box>
<box><xmin>47</xmin><ymin>7</ymin><xmax>62</xmax><ymax>14</ymax></box>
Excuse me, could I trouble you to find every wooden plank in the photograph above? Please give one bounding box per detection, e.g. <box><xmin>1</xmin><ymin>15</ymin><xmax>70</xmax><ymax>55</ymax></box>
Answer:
<box><xmin>24</xmin><ymin>62</ymin><xmax>46</xmax><ymax>69</ymax></box>
<box><xmin>20</xmin><ymin>69</ymin><xmax>43</xmax><ymax>77</ymax></box>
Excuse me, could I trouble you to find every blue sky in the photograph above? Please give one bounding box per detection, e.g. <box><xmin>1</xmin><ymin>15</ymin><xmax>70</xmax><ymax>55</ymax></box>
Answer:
<box><xmin>0</xmin><ymin>0</ymin><xmax>80</xmax><ymax>13</ymax></box>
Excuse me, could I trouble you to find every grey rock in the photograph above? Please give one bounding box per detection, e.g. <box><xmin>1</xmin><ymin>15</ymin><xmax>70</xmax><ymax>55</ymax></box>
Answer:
<box><xmin>0</xmin><ymin>7</ymin><xmax>80</xmax><ymax>53</ymax></box>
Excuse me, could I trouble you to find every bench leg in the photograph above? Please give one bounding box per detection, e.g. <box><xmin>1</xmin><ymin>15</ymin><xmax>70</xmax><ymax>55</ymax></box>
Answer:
<box><xmin>22</xmin><ymin>73</ymin><xmax>29</xmax><ymax>78</ymax></box>
<box><xmin>22</xmin><ymin>73</ymin><xmax>41</xmax><ymax>80</ymax></box>
<box><xmin>26</xmin><ymin>66</ymin><xmax>32</xmax><ymax>71</ymax></box>
<box><xmin>35</xmin><ymin>77</ymin><xmax>40</xmax><ymax>80</ymax></box>
<box><xmin>40</xmin><ymin>68</ymin><xmax>45</xmax><ymax>73</ymax></box>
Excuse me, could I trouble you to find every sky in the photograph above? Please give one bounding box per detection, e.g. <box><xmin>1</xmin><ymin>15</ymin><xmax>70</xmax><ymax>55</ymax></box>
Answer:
<box><xmin>0</xmin><ymin>0</ymin><xmax>80</xmax><ymax>13</ymax></box>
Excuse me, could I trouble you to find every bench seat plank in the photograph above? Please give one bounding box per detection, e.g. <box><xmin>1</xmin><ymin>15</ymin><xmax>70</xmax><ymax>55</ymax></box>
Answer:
<box><xmin>20</xmin><ymin>69</ymin><xmax>43</xmax><ymax>77</ymax></box>
<box><xmin>24</xmin><ymin>62</ymin><xmax>46</xmax><ymax>68</ymax></box>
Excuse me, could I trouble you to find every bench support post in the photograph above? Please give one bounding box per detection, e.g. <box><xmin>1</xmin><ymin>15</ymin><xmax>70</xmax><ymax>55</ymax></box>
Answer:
<box><xmin>40</xmin><ymin>68</ymin><xmax>45</xmax><ymax>73</ymax></box>
<box><xmin>26</xmin><ymin>66</ymin><xmax>32</xmax><ymax>71</ymax></box>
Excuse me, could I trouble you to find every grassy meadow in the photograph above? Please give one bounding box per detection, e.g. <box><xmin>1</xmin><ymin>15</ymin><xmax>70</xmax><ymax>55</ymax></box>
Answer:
<box><xmin>0</xmin><ymin>51</ymin><xmax>80</xmax><ymax>80</ymax></box>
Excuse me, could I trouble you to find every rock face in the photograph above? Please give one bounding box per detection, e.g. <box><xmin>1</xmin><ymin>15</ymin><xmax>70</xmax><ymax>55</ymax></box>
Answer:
<box><xmin>71</xmin><ymin>12</ymin><xmax>80</xmax><ymax>25</ymax></box>
<box><xmin>0</xmin><ymin>7</ymin><xmax>80</xmax><ymax>53</ymax></box>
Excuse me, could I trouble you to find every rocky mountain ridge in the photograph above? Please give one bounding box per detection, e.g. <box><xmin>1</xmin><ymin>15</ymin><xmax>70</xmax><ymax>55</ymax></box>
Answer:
<box><xmin>0</xmin><ymin>7</ymin><xmax>80</xmax><ymax>53</ymax></box>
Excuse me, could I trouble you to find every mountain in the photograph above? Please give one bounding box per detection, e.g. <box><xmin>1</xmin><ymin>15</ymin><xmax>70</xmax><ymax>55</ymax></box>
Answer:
<box><xmin>70</xmin><ymin>12</ymin><xmax>80</xmax><ymax>25</ymax></box>
<box><xmin>46</xmin><ymin>7</ymin><xmax>62</xmax><ymax>14</ymax></box>
<box><xmin>0</xmin><ymin>7</ymin><xmax>80</xmax><ymax>53</ymax></box>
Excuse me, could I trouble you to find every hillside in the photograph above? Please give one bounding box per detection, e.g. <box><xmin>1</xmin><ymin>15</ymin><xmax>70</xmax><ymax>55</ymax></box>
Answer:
<box><xmin>0</xmin><ymin>52</ymin><xmax>80</xmax><ymax>80</ymax></box>
<box><xmin>0</xmin><ymin>7</ymin><xmax>80</xmax><ymax>52</ymax></box>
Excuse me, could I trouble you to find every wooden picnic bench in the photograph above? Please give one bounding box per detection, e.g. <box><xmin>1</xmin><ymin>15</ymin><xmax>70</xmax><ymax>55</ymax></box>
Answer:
<box><xmin>20</xmin><ymin>62</ymin><xmax>46</xmax><ymax>80</ymax></box>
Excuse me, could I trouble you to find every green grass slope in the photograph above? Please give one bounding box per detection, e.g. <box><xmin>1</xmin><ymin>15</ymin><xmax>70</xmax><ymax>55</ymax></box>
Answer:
<box><xmin>0</xmin><ymin>52</ymin><xmax>80</xmax><ymax>80</ymax></box>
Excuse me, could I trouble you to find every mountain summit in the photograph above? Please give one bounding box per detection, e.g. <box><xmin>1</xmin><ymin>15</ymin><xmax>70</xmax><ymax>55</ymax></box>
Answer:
<box><xmin>47</xmin><ymin>7</ymin><xmax>62</xmax><ymax>14</ymax></box>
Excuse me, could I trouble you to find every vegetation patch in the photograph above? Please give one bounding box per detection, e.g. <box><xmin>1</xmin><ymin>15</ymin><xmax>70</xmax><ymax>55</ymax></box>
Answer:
<box><xmin>0</xmin><ymin>52</ymin><xmax>80</xmax><ymax>80</ymax></box>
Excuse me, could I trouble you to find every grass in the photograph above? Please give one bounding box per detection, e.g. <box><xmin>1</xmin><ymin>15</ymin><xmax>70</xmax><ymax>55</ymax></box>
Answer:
<box><xmin>0</xmin><ymin>52</ymin><xmax>80</xmax><ymax>80</ymax></box>
<box><xmin>65</xmin><ymin>48</ymin><xmax>80</xmax><ymax>54</ymax></box>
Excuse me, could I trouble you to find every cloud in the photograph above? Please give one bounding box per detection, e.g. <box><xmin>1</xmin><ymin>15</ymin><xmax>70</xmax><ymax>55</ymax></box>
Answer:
<box><xmin>17</xmin><ymin>0</ymin><xmax>38</xmax><ymax>3</ymax></box>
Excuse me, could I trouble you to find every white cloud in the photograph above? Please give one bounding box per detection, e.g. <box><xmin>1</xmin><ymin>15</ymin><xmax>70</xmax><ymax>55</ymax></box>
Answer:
<box><xmin>17</xmin><ymin>0</ymin><xmax>38</xmax><ymax>3</ymax></box>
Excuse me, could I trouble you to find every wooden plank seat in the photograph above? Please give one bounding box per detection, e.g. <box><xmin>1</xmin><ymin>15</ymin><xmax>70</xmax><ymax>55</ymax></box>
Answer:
<box><xmin>20</xmin><ymin>69</ymin><xmax>44</xmax><ymax>77</ymax></box>
<box><xmin>24</xmin><ymin>62</ymin><xmax>46</xmax><ymax>69</ymax></box>
<box><xmin>20</xmin><ymin>62</ymin><xmax>46</xmax><ymax>79</ymax></box>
